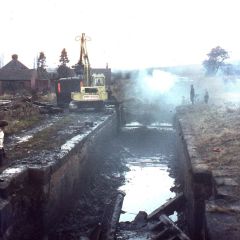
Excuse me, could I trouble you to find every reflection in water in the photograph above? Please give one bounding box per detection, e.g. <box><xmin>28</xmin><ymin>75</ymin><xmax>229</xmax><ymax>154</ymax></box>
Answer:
<box><xmin>123</xmin><ymin>121</ymin><xmax>174</xmax><ymax>131</ymax></box>
<box><xmin>119</xmin><ymin>158</ymin><xmax>175</xmax><ymax>222</ymax></box>
<box><xmin>118</xmin><ymin>121</ymin><xmax>176</xmax><ymax>223</ymax></box>
<box><xmin>125</xmin><ymin>122</ymin><xmax>144</xmax><ymax>127</ymax></box>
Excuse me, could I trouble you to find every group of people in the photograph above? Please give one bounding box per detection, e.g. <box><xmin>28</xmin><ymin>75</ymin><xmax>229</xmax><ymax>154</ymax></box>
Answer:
<box><xmin>190</xmin><ymin>84</ymin><xmax>209</xmax><ymax>105</ymax></box>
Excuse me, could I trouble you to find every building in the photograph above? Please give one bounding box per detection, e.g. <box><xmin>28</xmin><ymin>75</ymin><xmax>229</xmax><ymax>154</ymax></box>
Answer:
<box><xmin>0</xmin><ymin>54</ymin><xmax>51</xmax><ymax>94</ymax></box>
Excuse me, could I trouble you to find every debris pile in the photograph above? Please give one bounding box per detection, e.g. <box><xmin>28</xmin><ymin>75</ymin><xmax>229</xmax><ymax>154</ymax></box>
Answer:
<box><xmin>117</xmin><ymin>193</ymin><xmax>190</xmax><ymax>240</ymax></box>
<box><xmin>0</xmin><ymin>95</ymin><xmax>62</xmax><ymax>135</ymax></box>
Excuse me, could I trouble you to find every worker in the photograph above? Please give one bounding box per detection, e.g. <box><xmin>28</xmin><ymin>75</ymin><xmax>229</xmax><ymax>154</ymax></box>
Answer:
<box><xmin>190</xmin><ymin>84</ymin><xmax>195</xmax><ymax>104</ymax></box>
<box><xmin>204</xmin><ymin>90</ymin><xmax>209</xmax><ymax>104</ymax></box>
<box><xmin>96</xmin><ymin>79</ymin><xmax>101</xmax><ymax>86</ymax></box>
<box><xmin>0</xmin><ymin>120</ymin><xmax>8</xmax><ymax>165</ymax></box>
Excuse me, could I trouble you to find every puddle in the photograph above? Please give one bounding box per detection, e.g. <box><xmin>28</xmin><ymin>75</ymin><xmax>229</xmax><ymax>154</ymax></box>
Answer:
<box><xmin>14</xmin><ymin>135</ymin><xmax>33</xmax><ymax>143</ymax></box>
<box><xmin>7</xmin><ymin>118</ymin><xmax>57</xmax><ymax>146</ymax></box>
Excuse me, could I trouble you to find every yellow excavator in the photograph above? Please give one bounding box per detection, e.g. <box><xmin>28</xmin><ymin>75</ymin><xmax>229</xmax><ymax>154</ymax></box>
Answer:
<box><xmin>69</xmin><ymin>33</ymin><xmax>108</xmax><ymax>111</ymax></box>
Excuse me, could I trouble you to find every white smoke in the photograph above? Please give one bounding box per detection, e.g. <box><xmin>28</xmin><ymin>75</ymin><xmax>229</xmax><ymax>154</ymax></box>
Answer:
<box><xmin>133</xmin><ymin>69</ymin><xmax>177</xmax><ymax>101</ymax></box>
<box><xmin>142</xmin><ymin>70</ymin><xmax>176</xmax><ymax>94</ymax></box>
<box><xmin>130</xmin><ymin>69</ymin><xmax>191</xmax><ymax>108</ymax></box>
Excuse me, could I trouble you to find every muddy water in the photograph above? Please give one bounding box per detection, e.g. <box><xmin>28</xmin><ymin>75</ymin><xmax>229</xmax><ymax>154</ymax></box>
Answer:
<box><xmin>118</xmin><ymin>122</ymin><xmax>177</xmax><ymax>222</ymax></box>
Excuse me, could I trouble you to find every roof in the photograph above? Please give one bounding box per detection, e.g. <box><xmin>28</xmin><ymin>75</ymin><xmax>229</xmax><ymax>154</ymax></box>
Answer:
<box><xmin>0</xmin><ymin>55</ymin><xmax>50</xmax><ymax>81</ymax></box>
<box><xmin>1</xmin><ymin>57</ymin><xmax>29</xmax><ymax>71</ymax></box>
<box><xmin>0</xmin><ymin>55</ymin><xmax>33</xmax><ymax>81</ymax></box>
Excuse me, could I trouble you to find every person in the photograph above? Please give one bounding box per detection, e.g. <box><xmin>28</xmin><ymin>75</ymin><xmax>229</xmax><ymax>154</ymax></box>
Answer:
<box><xmin>204</xmin><ymin>90</ymin><xmax>209</xmax><ymax>104</ymax></box>
<box><xmin>0</xmin><ymin>120</ymin><xmax>8</xmax><ymax>165</ymax></box>
<box><xmin>190</xmin><ymin>84</ymin><xmax>195</xmax><ymax>104</ymax></box>
<box><xmin>96</xmin><ymin>79</ymin><xmax>101</xmax><ymax>86</ymax></box>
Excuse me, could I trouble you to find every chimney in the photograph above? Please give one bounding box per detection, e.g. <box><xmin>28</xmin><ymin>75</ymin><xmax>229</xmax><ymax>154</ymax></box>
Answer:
<box><xmin>12</xmin><ymin>54</ymin><xmax>18</xmax><ymax>60</ymax></box>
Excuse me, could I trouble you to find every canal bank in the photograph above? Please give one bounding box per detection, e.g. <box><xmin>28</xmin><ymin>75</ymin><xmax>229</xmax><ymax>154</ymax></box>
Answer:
<box><xmin>175</xmin><ymin>104</ymin><xmax>240</xmax><ymax>240</ymax></box>
<box><xmin>0</xmin><ymin>111</ymin><xmax>117</xmax><ymax>240</ymax></box>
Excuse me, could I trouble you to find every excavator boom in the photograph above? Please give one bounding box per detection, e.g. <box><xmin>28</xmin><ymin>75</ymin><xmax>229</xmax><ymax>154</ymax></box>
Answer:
<box><xmin>69</xmin><ymin>33</ymin><xmax>109</xmax><ymax>111</ymax></box>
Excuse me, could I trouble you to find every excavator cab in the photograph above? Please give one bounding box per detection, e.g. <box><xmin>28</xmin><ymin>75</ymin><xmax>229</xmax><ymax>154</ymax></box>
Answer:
<box><xmin>92</xmin><ymin>73</ymin><xmax>105</xmax><ymax>86</ymax></box>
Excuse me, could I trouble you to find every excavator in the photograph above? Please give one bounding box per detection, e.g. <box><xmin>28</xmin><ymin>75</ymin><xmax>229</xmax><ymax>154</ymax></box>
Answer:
<box><xmin>69</xmin><ymin>33</ymin><xmax>108</xmax><ymax>111</ymax></box>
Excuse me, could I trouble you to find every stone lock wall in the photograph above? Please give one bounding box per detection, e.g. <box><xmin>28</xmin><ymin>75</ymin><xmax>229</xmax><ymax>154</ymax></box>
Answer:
<box><xmin>175</xmin><ymin>117</ymin><xmax>213</xmax><ymax>240</ymax></box>
<box><xmin>0</xmin><ymin>114</ymin><xmax>117</xmax><ymax>240</ymax></box>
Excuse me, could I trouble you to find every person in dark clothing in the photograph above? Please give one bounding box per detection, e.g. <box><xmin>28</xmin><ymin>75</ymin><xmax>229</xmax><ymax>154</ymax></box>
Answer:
<box><xmin>190</xmin><ymin>84</ymin><xmax>195</xmax><ymax>104</ymax></box>
<box><xmin>204</xmin><ymin>90</ymin><xmax>209</xmax><ymax>104</ymax></box>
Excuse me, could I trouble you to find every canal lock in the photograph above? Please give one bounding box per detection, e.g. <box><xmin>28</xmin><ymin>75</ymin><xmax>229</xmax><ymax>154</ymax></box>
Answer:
<box><xmin>48</xmin><ymin>109</ymin><xmax>185</xmax><ymax>240</ymax></box>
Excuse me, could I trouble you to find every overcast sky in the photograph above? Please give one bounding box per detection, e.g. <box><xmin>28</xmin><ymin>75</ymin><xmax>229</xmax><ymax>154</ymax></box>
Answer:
<box><xmin>1</xmin><ymin>0</ymin><xmax>240</xmax><ymax>70</ymax></box>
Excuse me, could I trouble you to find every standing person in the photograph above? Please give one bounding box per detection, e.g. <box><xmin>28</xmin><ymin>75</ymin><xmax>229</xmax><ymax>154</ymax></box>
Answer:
<box><xmin>204</xmin><ymin>90</ymin><xmax>209</xmax><ymax>104</ymax></box>
<box><xmin>190</xmin><ymin>84</ymin><xmax>195</xmax><ymax>104</ymax></box>
<box><xmin>0</xmin><ymin>120</ymin><xmax>8</xmax><ymax>165</ymax></box>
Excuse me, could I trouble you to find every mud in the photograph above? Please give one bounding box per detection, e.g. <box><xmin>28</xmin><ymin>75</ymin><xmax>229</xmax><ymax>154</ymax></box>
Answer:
<box><xmin>4</xmin><ymin>111</ymin><xmax>111</xmax><ymax>168</ymax></box>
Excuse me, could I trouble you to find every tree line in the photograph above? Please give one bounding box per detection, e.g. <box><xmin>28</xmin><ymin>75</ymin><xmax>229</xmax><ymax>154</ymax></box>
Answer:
<box><xmin>38</xmin><ymin>46</ymin><xmax>235</xmax><ymax>79</ymax></box>
<box><xmin>37</xmin><ymin>48</ymin><xmax>78</xmax><ymax>79</ymax></box>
